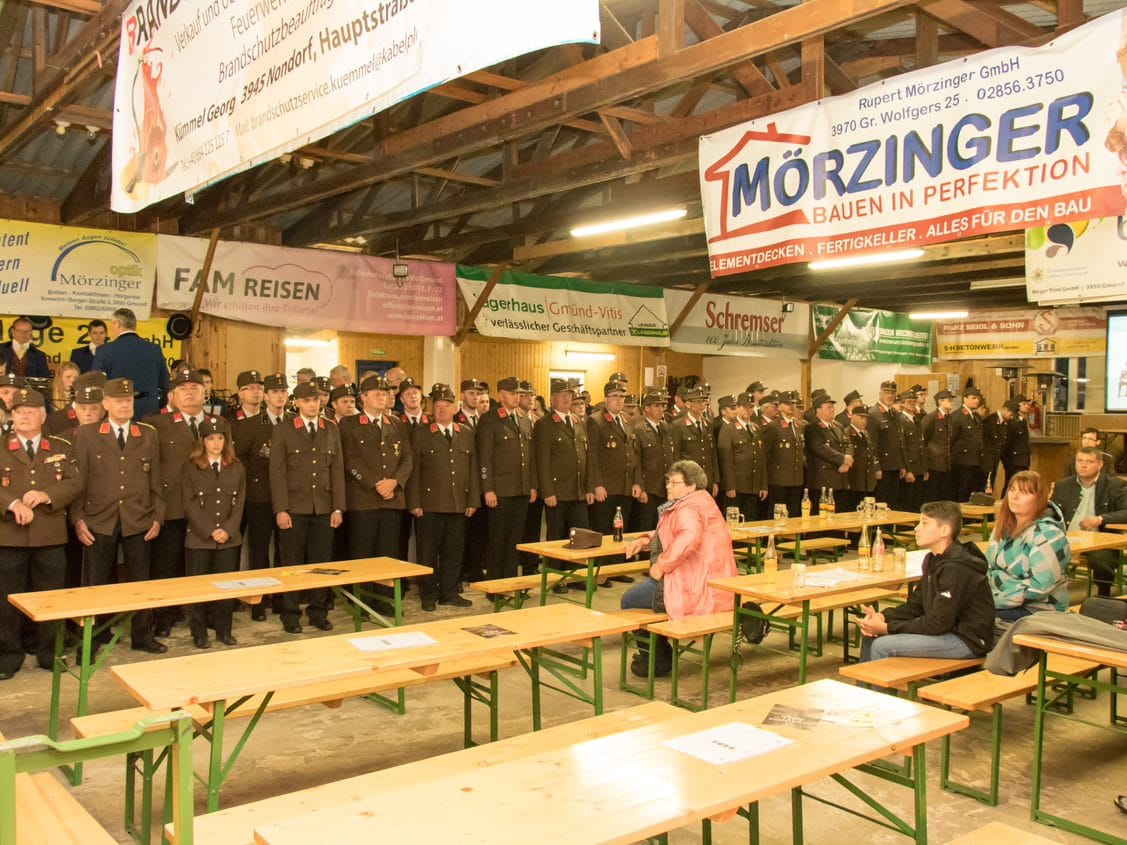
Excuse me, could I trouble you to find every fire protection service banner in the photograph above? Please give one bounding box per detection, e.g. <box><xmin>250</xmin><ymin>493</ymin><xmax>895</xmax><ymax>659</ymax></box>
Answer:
<box><xmin>934</xmin><ymin>308</ymin><xmax>1106</xmax><ymax>359</ymax></box>
<box><xmin>111</xmin><ymin>0</ymin><xmax>600</xmax><ymax>212</ymax></box>
<box><xmin>665</xmin><ymin>289</ymin><xmax>809</xmax><ymax>357</ymax></box>
<box><xmin>457</xmin><ymin>266</ymin><xmax>670</xmax><ymax>347</ymax></box>
<box><xmin>698</xmin><ymin>10</ymin><xmax>1127</xmax><ymax>277</ymax></box>
<box><xmin>0</xmin><ymin>219</ymin><xmax>156</xmax><ymax>318</ymax></box>
<box><xmin>813</xmin><ymin>305</ymin><xmax>933</xmax><ymax>365</ymax></box>
<box><xmin>157</xmin><ymin>235</ymin><xmax>456</xmax><ymax>336</ymax></box>
<box><xmin>1025</xmin><ymin>217</ymin><xmax>1127</xmax><ymax>304</ymax></box>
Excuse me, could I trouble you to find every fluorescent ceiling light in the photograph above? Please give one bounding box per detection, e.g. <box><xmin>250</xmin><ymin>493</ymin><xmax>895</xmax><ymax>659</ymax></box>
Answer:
<box><xmin>284</xmin><ymin>337</ymin><xmax>332</xmax><ymax>348</ymax></box>
<box><xmin>969</xmin><ymin>278</ymin><xmax>1026</xmax><ymax>291</ymax></box>
<box><xmin>570</xmin><ymin>207</ymin><xmax>687</xmax><ymax>238</ymax></box>
<box><xmin>564</xmin><ymin>350</ymin><xmax>616</xmax><ymax>362</ymax></box>
<box><xmin>908</xmin><ymin>310</ymin><xmax>968</xmax><ymax>320</ymax></box>
<box><xmin>1075</xmin><ymin>377</ymin><xmax>1090</xmax><ymax>384</ymax></box>
<box><xmin>808</xmin><ymin>248</ymin><xmax>924</xmax><ymax>271</ymax></box>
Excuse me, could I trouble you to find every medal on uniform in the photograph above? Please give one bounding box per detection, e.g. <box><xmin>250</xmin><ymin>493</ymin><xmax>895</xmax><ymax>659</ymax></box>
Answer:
<box><xmin>0</xmin><ymin>476</ymin><xmax>8</xmax><ymax>487</ymax></box>
<box><xmin>393</xmin><ymin>443</ymin><xmax>400</xmax><ymax>457</ymax></box>
<box><xmin>143</xmin><ymin>462</ymin><xmax>150</xmax><ymax>472</ymax></box>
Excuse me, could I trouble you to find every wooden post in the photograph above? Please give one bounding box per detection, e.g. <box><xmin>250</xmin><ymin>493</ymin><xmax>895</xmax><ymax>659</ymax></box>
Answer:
<box><xmin>454</xmin><ymin>264</ymin><xmax>507</xmax><ymax>346</ymax></box>
<box><xmin>180</xmin><ymin>228</ymin><xmax>220</xmax><ymax>364</ymax></box>
<box><xmin>668</xmin><ymin>280</ymin><xmax>709</xmax><ymax>338</ymax></box>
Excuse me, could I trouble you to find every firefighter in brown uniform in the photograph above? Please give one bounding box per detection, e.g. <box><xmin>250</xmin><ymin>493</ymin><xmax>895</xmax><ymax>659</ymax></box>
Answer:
<box><xmin>717</xmin><ymin>392</ymin><xmax>768</xmax><ymax>522</ymax></box>
<box><xmin>270</xmin><ymin>380</ymin><xmax>345</xmax><ymax>633</ymax></box>
<box><xmin>804</xmin><ymin>395</ymin><xmax>853</xmax><ymax>514</ymax></box>
<box><xmin>762</xmin><ymin>390</ymin><xmax>806</xmax><ymax>516</ymax></box>
<box><xmin>46</xmin><ymin>371</ymin><xmax>106</xmax><ymax>437</ymax></box>
<box><xmin>0</xmin><ymin>388</ymin><xmax>82</xmax><ymax>678</ymax></box>
<box><xmin>233</xmin><ymin>373</ymin><xmax>291</xmax><ymax>620</ymax></box>
<box><xmin>146</xmin><ymin>368</ymin><xmax>219</xmax><ymax>637</ymax></box>
<box><xmin>395</xmin><ymin>376</ymin><xmax>429</xmax><ymax>562</ymax></box>
<box><xmin>407</xmin><ymin>384</ymin><xmax>479</xmax><ymax>610</ymax></box>
<box><xmin>339</xmin><ymin>374</ymin><xmax>413</xmax><ymax>565</ymax></box>
<box><xmin>669</xmin><ymin>385</ymin><xmax>718</xmax><ymax>493</ymax></box>
<box><xmin>516</xmin><ymin>379</ymin><xmax>546</xmax><ymax>572</ymax></box>
<box><xmin>477</xmin><ymin>376</ymin><xmax>536</xmax><ymax>581</ymax></box>
<box><xmin>455</xmin><ymin>379</ymin><xmax>487</xmax><ymax>582</ymax></box>
<box><xmin>586</xmin><ymin>380</ymin><xmax>642</xmax><ymax>536</ymax></box>
<box><xmin>950</xmin><ymin>386</ymin><xmax>985</xmax><ymax>502</ymax></box>
<box><xmin>71</xmin><ymin>378</ymin><xmax>166</xmax><ymax>653</ymax></box>
<box><xmin>533</xmin><ymin>378</ymin><xmax>593</xmax><ymax>541</ymax></box>
<box><xmin>869</xmin><ymin>380</ymin><xmax>905</xmax><ymax>509</ymax></box>
<box><xmin>897</xmin><ymin>390</ymin><xmax>925</xmax><ymax>512</ymax></box>
<box><xmin>630</xmin><ymin>389</ymin><xmax>674</xmax><ymax>533</ymax></box>
<box><xmin>224</xmin><ymin>370</ymin><xmax>265</xmax><ymax>423</ymax></box>
<box><xmin>921</xmin><ymin>389</ymin><xmax>955</xmax><ymax>503</ymax></box>
<box><xmin>844</xmin><ymin>406</ymin><xmax>880</xmax><ymax>514</ymax></box>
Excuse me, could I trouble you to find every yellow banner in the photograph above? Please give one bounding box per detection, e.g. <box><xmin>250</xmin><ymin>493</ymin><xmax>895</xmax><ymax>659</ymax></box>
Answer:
<box><xmin>0</xmin><ymin>316</ymin><xmax>181</xmax><ymax>372</ymax></box>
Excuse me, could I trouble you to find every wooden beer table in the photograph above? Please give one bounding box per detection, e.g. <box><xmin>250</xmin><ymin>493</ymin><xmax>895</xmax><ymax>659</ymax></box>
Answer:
<box><xmin>8</xmin><ymin>556</ymin><xmax>430</xmax><ymax>784</ymax></box>
<box><xmin>960</xmin><ymin>502</ymin><xmax>999</xmax><ymax>540</ymax></box>
<box><xmin>517</xmin><ymin>532</ymin><xmax>650</xmax><ymax>607</ymax></box>
<box><xmin>731</xmin><ymin>510</ymin><xmax>920</xmax><ymax>562</ymax></box>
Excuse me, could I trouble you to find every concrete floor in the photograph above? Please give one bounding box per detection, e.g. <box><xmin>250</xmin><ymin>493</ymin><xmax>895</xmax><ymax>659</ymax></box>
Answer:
<box><xmin>1</xmin><ymin>581</ymin><xmax>1124</xmax><ymax>844</ymax></box>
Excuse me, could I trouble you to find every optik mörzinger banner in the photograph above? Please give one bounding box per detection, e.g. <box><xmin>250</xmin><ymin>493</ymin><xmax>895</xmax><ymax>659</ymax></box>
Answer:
<box><xmin>699</xmin><ymin>10</ymin><xmax>1127</xmax><ymax>276</ymax></box>
<box><xmin>112</xmin><ymin>0</ymin><xmax>600</xmax><ymax>212</ymax></box>
<box><xmin>665</xmin><ymin>289</ymin><xmax>808</xmax><ymax>357</ymax></box>
<box><xmin>157</xmin><ymin>235</ymin><xmax>456</xmax><ymax>336</ymax></box>
<box><xmin>814</xmin><ymin>305</ymin><xmax>932</xmax><ymax>366</ymax></box>
<box><xmin>457</xmin><ymin>266</ymin><xmax>669</xmax><ymax>347</ymax></box>
<box><xmin>0</xmin><ymin>219</ymin><xmax>155</xmax><ymax>318</ymax></box>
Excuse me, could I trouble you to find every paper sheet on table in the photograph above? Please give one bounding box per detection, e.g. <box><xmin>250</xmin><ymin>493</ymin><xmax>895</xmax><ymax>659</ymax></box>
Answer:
<box><xmin>807</xmin><ymin>684</ymin><xmax>920</xmax><ymax>727</ymax></box>
<box><xmin>664</xmin><ymin>722</ymin><xmax>793</xmax><ymax>765</ymax></box>
<box><xmin>905</xmin><ymin>550</ymin><xmax>927</xmax><ymax>577</ymax></box>
<box><xmin>802</xmin><ymin>567</ymin><xmax>867</xmax><ymax>588</ymax></box>
<box><xmin>348</xmin><ymin>631</ymin><xmax>438</xmax><ymax>653</ymax></box>
<box><xmin>213</xmin><ymin>577</ymin><xmax>282</xmax><ymax>590</ymax></box>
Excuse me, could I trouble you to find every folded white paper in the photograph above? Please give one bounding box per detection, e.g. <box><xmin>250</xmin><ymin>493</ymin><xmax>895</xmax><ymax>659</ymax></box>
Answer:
<box><xmin>348</xmin><ymin>631</ymin><xmax>438</xmax><ymax>653</ymax></box>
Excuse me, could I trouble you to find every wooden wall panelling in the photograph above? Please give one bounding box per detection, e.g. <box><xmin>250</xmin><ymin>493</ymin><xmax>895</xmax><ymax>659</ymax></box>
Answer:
<box><xmin>336</xmin><ymin>332</ymin><xmax>425</xmax><ymax>382</ymax></box>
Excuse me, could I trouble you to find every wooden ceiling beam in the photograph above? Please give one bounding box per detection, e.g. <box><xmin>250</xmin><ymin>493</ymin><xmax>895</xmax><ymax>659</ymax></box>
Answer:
<box><xmin>513</xmin><ymin>217</ymin><xmax>705</xmax><ymax>261</ymax></box>
<box><xmin>0</xmin><ymin>91</ymin><xmax>111</xmax><ymax>128</ymax></box>
<box><xmin>683</xmin><ymin>0</ymin><xmax>775</xmax><ymax>96</ymax></box>
<box><xmin>26</xmin><ymin>0</ymin><xmax>99</xmax><ymax>14</ymax></box>
<box><xmin>916</xmin><ymin>0</ymin><xmax>1033</xmax><ymax>47</ymax></box>
<box><xmin>184</xmin><ymin>0</ymin><xmax>916</xmax><ymax>234</ymax></box>
<box><xmin>599</xmin><ymin>2</ymin><xmax>636</xmax><ymax>50</ymax></box>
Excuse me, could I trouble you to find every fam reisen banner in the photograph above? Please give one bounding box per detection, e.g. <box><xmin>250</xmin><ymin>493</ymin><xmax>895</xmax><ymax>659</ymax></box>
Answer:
<box><xmin>665</xmin><ymin>289</ymin><xmax>808</xmax><ymax>357</ymax></box>
<box><xmin>456</xmin><ymin>266</ymin><xmax>670</xmax><ymax>347</ymax></box>
<box><xmin>0</xmin><ymin>219</ymin><xmax>155</xmax><ymax>318</ymax></box>
<box><xmin>157</xmin><ymin>235</ymin><xmax>456</xmax><ymax>336</ymax></box>
<box><xmin>699</xmin><ymin>10</ymin><xmax>1127</xmax><ymax>276</ymax></box>
<box><xmin>112</xmin><ymin>0</ymin><xmax>600</xmax><ymax>212</ymax></box>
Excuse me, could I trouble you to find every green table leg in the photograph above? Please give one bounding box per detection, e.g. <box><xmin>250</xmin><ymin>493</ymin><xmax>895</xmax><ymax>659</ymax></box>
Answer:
<box><xmin>207</xmin><ymin>700</ymin><xmax>227</xmax><ymax>813</ymax></box>
<box><xmin>728</xmin><ymin>604</ymin><xmax>741</xmax><ymax>704</ymax></box>
<box><xmin>797</xmin><ymin>601</ymin><xmax>811</xmax><ymax>685</ymax></box>
<box><xmin>529</xmin><ymin>646</ymin><xmax>542</xmax><ymax>731</ymax></box>
<box><xmin>791</xmin><ymin>786</ymin><xmax>804</xmax><ymax>844</ymax></box>
<box><xmin>912</xmin><ymin>743</ymin><xmax>928</xmax><ymax>844</ymax></box>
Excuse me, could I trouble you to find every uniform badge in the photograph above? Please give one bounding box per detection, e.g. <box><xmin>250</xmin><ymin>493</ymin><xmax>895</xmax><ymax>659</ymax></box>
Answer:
<box><xmin>1</xmin><ymin>476</ymin><xmax>8</xmax><ymax>487</ymax></box>
<box><xmin>143</xmin><ymin>462</ymin><xmax>151</xmax><ymax>472</ymax></box>
<box><xmin>393</xmin><ymin>442</ymin><xmax>400</xmax><ymax>457</ymax></box>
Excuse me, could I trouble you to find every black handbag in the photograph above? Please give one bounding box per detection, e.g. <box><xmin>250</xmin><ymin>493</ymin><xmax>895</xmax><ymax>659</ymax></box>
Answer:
<box><xmin>1079</xmin><ymin>596</ymin><xmax>1127</xmax><ymax>625</ymax></box>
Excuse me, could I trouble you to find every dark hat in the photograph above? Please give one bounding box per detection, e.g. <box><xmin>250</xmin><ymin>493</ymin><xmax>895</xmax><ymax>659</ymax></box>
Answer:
<box><xmin>1013</xmin><ymin>394</ymin><xmax>1029</xmax><ymax>403</ymax></box>
<box><xmin>430</xmin><ymin>383</ymin><xmax>456</xmax><ymax>403</ymax></box>
<box><xmin>359</xmin><ymin>374</ymin><xmax>391</xmax><ymax>392</ymax></box>
<box><xmin>550</xmin><ymin>378</ymin><xmax>576</xmax><ymax>395</ymax></box>
<box><xmin>399</xmin><ymin>377</ymin><xmax>422</xmax><ymax>394</ymax></box>
<box><xmin>683</xmin><ymin>386</ymin><xmax>707</xmax><ymax>402</ymax></box>
<box><xmin>642</xmin><ymin>389</ymin><xmax>668</xmax><ymax>406</ymax></box>
<box><xmin>608</xmin><ymin>371</ymin><xmax>629</xmax><ymax>384</ymax></box>
<box><xmin>293</xmin><ymin>382</ymin><xmax>320</xmax><ymax>400</ymax></box>
<box><xmin>624</xmin><ymin>394</ymin><xmax>638</xmax><ymax>407</ymax></box>
<box><xmin>760</xmin><ymin>392</ymin><xmax>780</xmax><ymax>406</ymax></box>
<box><xmin>104</xmin><ymin>378</ymin><xmax>138</xmax><ymax>398</ymax></box>
<box><xmin>478</xmin><ymin>381</ymin><xmax>490</xmax><ymax>392</ymax></box>
<box><xmin>897</xmin><ymin>390</ymin><xmax>916</xmax><ymax>402</ymax></box>
<box><xmin>171</xmin><ymin>368</ymin><xmax>205</xmax><ymax>387</ymax></box>
<box><xmin>746</xmin><ymin>381</ymin><xmax>766</xmax><ymax>393</ymax></box>
<box><xmin>313</xmin><ymin>377</ymin><xmax>330</xmax><ymax>394</ymax></box>
<box><xmin>853</xmin><ymin>404</ymin><xmax>870</xmax><ymax>415</ymax></box>
<box><xmin>778</xmin><ymin>390</ymin><xmax>799</xmax><ymax>404</ymax></box>
<box><xmin>718</xmin><ymin>394</ymin><xmax>736</xmax><ymax>409</ymax></box>
<box><xmin>814</xmin><ymin>394</ymin><xmax>836</xmax><ymax>407</ymax></box>
<box><xmin>516</xmin><ymin>380</ymin><xmax>535</xmax><ymax>394</ymax></box>
<box><xmin>237</xmin><ymin>370</ymin><xmax>264</xmax><ymax>388</ymax></box>
<box><xmin>963</xmin><ymin>386</ymin><xmax>983</xmax><ymax>398</ymax></box>
<box><xmin>74</xmin><ymin>385</ymin><xmax>104</xmax><ymax>404</ymax></box>
<box><xmin>700</xmin><ymin>382</ymin><xmax>712</xmax><ymax>395</ymax></box>
<box><xmin>10</xmin><ymin>387</ymin><xmax>44</xmax><ymax>409</ymax></box>
<box><xmin>736</xmin><ymin>392</ymin><xmax>755</xmax><ymax>406</ymax></box>
<box><xmin>811</xmin><ymin>387</ymin><xmax>828</xmax><ymax>399</ymax></box>
<box><xmin>330</xmin><ymin>385</ymin><xmax>357</xmax><ymax>403</ymax></box>
<box><xmin>879</xmin><ymin>379</ymin><xmax>898</xmax><ymax>391</ymax></box>
<box><xmin>0</xmin><ymin>373</ymin><xmax>27</xmax><ymax>388</ymax></box>
<box><xmin>198</xmin><ymin>417</ymin><xmax>229</xmax><ymax>438</ymax></box>
<box><xmin>459</xmin><ymin>379</ymin><xmax>484</xmax><ymax>393</ymax></box>
<box><xmin>264</xmin><ymin>372</ymin><xmax>288</xmax><ymax>392</ymax></box>
<box><xmin>1003</xmin><ymin>398</ymin><xmax>1022</xmax><ymax>413</ymax></box>
<box><xmin>604</xmin><ymin>380</ymin><xmax>627</xmax><ymax>397</ymax></box>
<box><xmin>496</xmin><ymin>376</ymin><xmax>520</xmax><ymax>393</ymax></box>
<box><xmin>910</xmin><ymin>383</ymin><xmax>926</xmax><ymax>393</ymax></box>
<box><xmin>74</xmin><ymin>370</ymin><xmax>107</xmax><ymax>390</ymax></box>
<box><xmin>843</xmin><ymin>389</ymin><xmax>862</xmax><ymax>404</ymax></box>
<box><xmin>934</xmin><ymin>389</ymin><xmax>955</xmax><ymax>401</ymax></box>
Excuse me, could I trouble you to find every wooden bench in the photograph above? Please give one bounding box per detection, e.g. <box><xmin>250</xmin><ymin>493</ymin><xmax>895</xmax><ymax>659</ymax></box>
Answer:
<box><xmin>838</xmin><ymin>656</ymin><xmax>985</xmax><ymax>698</ymax></box>
<box><xmin>614</xmin><ymin>608</ymin><xmax>670</xmax><ymax>700</ymax></box>
<box><xmin>469</xmin><ymin>561</ymin><xmax>650</xmax><ymax>611</ymax></box>
<box><xmin>946</xmin><ymin>820</ymin><xmax>1061</xmax><ymax>844</ymax></box>
<box><xmin>777</xmin><ymin>536</ymin><xmax>850</xmax><ymax>563</ymax></box>
<box><xmin>171</xmin><ymin>701</ymin><xmax>684</xmax><ymax>845</ymax></box>
<box><xmin>75</xmin><ymin>652</ymin><xmax>516</xmax><ymax>826</ymax></box>
<box><xmin>918</xmin><ymin>655</ymin><xmax>1102</xmax><ymax>806</ymax></box>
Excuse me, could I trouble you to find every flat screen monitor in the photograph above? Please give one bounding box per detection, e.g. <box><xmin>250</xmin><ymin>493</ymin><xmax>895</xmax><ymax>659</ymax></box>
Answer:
<box><xmin>1106</xmin><ymin>309</ymin><xmax>1127</xmax><ymax>411</ymax></box>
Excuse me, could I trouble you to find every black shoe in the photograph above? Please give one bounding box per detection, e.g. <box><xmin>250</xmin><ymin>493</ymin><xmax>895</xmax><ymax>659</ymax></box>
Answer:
<box><xmin>192</xmin><ymin>635</ymin><xmax>211</xmax><ymax>649</ymax></box>
<box><xmin>251</xmin><ymin>608</ymin><xmax>266</xmax><ymax>621</ymax></box>
<box><xmin>568</xmin><ymin>581</ymin><xmax>587</xmax><ymax>591</ymax></box>
<box><xmin>219</xmin><ymin>634</ymin><xmax>237</xmax><ymax>646</ymax></box>
<box><xmin>283</xmin><ymin>622</ymin><xmax>303</xmax><ymax>635</ymax></box>
<box><xmin>154</xmin><ymin>626</ymin><xmax>172</xmax><ymax>638</ymax></box>
<box><xmin>630</xmin><ymin>653</ymin><xmax>651</xmax><ymax>679</ymax></box>
<box><xmin>311</xmin><ymin>619</ymin><xmax>333</xmax><ymax>631</ymax></box>
<box><xmin>438</xmin><ymin>595</ymin><xmax>473</xmax><ymax>608</ymax></box>
<box><xmin>0</xmin><ymin>671</ymin><xmax>14</xmax><ymax>681</ymax></box>
<box><xmin>37</xmin><ymin>654</ymin><xmax>54</xmax><ymax>671</ymax></box>
<box><xmin>611</xmin><ymin>575</ymin><xmax>635</xmax><ymax>584</ymax></box>
<box><xmin>131</xmin><ymin>639</ymin><xmax>167</xmax><ymax>654</ymax></box>
<box><xmin>551</xmin><ymin>583</ymin><xmax>569</xmax><ymax>595</ymax></box>
<box><xmin>1116</xmin><ymin>795</ymin><xmax>1127</xmax><ymax>815</ymax></box>
<box><xmin>421</xmin><ymin>600</ymin><xmax>437</xmax><ymax>612</ymax></box>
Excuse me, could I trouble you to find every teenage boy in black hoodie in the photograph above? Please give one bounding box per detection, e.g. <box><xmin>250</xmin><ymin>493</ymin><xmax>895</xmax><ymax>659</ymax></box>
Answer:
<box><xmin>858</xmin><ymin>500</ymin><xmax>995</xmax><ymax>662</ymax></box>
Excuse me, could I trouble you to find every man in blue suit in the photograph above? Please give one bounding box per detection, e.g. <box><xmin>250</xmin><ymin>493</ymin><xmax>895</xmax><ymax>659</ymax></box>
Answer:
<box><xmin>0</xmin><ymin>317</ymin><xmax>50</xmax><ymax>379</ymax></box>
<box><xmin>92</xmin><ymin>309</ymin><xmax>170</xmax><ymax>420</ymax></box>
<box><xmin>68</xmin><ymin>319</ymin><xmax>108</xmax><ymax>373</ymax></box>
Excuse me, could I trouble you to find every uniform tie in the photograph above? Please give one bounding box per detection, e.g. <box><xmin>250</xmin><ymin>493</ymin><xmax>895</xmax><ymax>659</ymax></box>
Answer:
<box><xmin>117</xmin><ymin>427</ymin><xmax>126</xmax><ymax>451</ymax></box>
<box><xmin>25</xmin><ymin>439</ymin><xmax>34</xmax><ymax>461</ymax></box>
<box><xmin>615</xmin><ymin>416</ymin><xmax>626</xmax><ymax>436</ymax></box>
<box><xmin>307</xmin><ymin>423</ymin><xmax>316</xmax><ymax>440</ymax></box>
<box><xmin>212</xmin><ymin>461</ymin><xmax>220</xmax><ymax>476</ymax></box>
<box><xmin>189</xmin><ymin>418</ymin><xmax>200</xmax><ymax>441</ymax></box>
<box><xmin>444</xmin><ymin>427</ymin><xmax>452</xmax><ymax>444</ymax></box>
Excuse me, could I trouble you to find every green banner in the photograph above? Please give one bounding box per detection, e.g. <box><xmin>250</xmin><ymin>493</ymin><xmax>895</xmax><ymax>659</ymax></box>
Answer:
<box><xmin>814</xmin><ymin>305</ymin><xmax>932</xmax><ymax>365</ymax></box>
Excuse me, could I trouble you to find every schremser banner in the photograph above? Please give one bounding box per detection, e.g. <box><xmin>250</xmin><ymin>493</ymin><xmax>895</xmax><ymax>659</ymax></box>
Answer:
<box><xmin>699</xmin><ymin>10</ymin><xmax>1127</xmax><ymax>276</ymax></box>
<box><xmin>665</xmin><ymin>289</ymin><xmax>808</xmax><ymax>357</ymax></box>
<box><xmin>0</xmin><ymin>219</ymin><xmax>156</xmax><ymax>318</ymax></box>
<box><xmin>456</xmin><ymin>266</ymin><xmax>670</xmax><ymax>347</ymax></box>
<box><xmin>112</xmin><ymin>0</ymin><xmax>600</xmax><ymax>212</ymax></box>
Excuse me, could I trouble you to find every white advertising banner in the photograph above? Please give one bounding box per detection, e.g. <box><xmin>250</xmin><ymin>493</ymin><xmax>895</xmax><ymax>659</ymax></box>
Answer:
<box><xmin>456</xmin><ymin>266</ymin><xmax>669</xmax><ymax>347</ymax></box>
<box><xmin>699</xmin><ymin>10</ymin><xmax>1127</xmax><ymax>276</ymax></box>
<box><xmin>934</xmin><ymin>308</ymin><xmax>1106</xmax><ymax>359</ymax></box>
<box><xmin>112</xmin><ymin>0</ymin><xmax>600</xmax><ymax>212</ymax></box>
<box><xmin>157</xmin><ymin>235</ymin><xmax>456</xmax><ymax>336</ymax></box>
<box><xmin>1026</xmin><ymin>217</ymin><xmax>1127</xmax><ymax>303</ymax></box>
<box><xmin>0</xmin><ymin>219</ymin><xmax>155</xmax><ymax>318</ymax></box>
<box><xmin>665</xmin><ymin>289</ymin><xmax>808</xmax><ymax>357</ymax></box>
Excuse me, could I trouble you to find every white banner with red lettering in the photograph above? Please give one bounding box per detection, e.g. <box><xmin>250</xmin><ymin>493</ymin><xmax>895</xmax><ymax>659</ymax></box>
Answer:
<box><xmin>665</xmin><ymin>289</ymin><xmax>808</xmax><ymax>357</ymax></box>
<box><xmin>698</xmin><ymin>10</ymin><xmax>1127</xmax><ymax>276</ymax></box>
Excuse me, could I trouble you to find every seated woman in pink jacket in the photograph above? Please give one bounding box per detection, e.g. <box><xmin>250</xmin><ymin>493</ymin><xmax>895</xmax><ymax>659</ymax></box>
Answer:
<box><xmin>621</xmin><ymin>459</ymin><xmax>738</xmax><ymax>678</ymax></box>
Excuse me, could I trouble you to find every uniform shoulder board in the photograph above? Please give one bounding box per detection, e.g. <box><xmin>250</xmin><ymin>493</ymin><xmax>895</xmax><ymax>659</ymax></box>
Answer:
<box><xmin>292</xmin><ymin>417</ymin><xmax>304</xmax><ymax>429</ymax></box>
<box><xmin>136</xmin><ymin>422</ymin><xmax>156</xmax><ymax>431</ymax></box>
<box><xmin>51</xmin><ymin>435</ymin><xmax>72</xmax><ymax>446</ymax></box>
<box><xmin>98</xmin><ymin>422</ymin><xmax>111</xmax><ymax>434</ymax></box>
<box><xmin>39</xmin><ymin>438</ymin><xmax>52</xmax><ymax>451</ymax></box>
<box><xmin>604</xmin><ymin>412</ymin><xmax>613</xmax><ymax>422</ymax></box>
